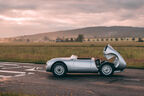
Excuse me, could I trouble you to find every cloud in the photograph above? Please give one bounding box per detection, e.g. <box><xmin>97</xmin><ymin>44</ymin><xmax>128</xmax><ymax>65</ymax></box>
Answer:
<box><xmin>0</xmin><ymin>0</ymin><xmax>144</xmax><ymax>37</ymax></box>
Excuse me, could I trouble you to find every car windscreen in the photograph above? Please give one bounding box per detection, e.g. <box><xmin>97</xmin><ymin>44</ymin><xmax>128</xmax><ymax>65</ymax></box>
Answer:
<box><xmin>104</xmin><ymin>45</ymin><xmax>108</xmax><ymax>51</ymax></box>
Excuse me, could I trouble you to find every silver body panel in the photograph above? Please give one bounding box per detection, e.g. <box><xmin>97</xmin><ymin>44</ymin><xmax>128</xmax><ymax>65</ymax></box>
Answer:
<box><xmin>103</xmin><ymin>44</ymin><xmax>126</xmax><ymax>70</ymax></box>
<box><xmin>46</xmin><ymin>44</ymin><xmax>126</xmax><ymax>73</ymax></box>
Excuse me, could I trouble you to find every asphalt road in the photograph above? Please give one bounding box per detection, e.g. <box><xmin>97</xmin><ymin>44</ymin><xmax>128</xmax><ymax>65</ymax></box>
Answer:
<box><xmin>0</xmin><ymin>62</ymin><xmax>144</xmax><ymax>96</ymax></box>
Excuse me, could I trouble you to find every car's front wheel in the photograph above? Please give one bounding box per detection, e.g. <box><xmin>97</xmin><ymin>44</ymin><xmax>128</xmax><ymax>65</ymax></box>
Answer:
<box><xmin>99</xmin><ymin>63</ymin><xmax>114</xmax><ymax>76</ymax></box>
<box><xmin>52</xmin><ymin>63</ymin><xmax>67</xmax><ymax>77</ymax></box>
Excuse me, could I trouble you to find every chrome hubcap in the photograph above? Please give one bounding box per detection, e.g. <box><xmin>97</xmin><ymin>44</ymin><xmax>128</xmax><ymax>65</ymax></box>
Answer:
<box><xmin>54</xmin><ymin>65</ymin><xmax>65</xmax><ymax>75</ymax></box>
<box><xmin>102</xmin><ymin>65</ymin><xmax>112</xmax><ymax>75</ymax></box>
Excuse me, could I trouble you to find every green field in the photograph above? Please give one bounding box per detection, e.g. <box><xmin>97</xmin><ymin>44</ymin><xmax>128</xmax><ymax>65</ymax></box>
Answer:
<box><xmin>0</xmin><ymin>42</ymin><xmax>144</xmax><ymax>68</ymax></box>
<box><xmin>0</xmin><ymin>92</ymin><xmax>36</xmax><ymax>96</ymax></box>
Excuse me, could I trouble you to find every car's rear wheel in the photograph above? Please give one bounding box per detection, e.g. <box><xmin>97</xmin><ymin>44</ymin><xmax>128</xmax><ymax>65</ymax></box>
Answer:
<box><xmin>99</xmin><ymin>63</ymin><xmax>114</xmax><ymax>76</ymax></box>
<box><xmin>52</xmin><ymin>63</ymin><xmax>67</xmax><ymax>77</ymax></box>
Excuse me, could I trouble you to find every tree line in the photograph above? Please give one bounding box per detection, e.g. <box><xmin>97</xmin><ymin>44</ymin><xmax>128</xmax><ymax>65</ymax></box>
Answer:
<box><xmin>56</xmin><ymin>34</ymin><xmax>84</xmax><ymax>42</ymax></box>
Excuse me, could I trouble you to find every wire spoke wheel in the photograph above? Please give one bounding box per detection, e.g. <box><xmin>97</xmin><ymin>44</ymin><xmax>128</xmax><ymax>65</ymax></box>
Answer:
<box><xmin>54</xmin><ymin>65</ymin><xmax>65</xmax><ymax>75</ymax></box>
<box><xmin>102</xmin><ymin>65</ymin><xmax>112</xmax><ymax>75</ymax></box>
<box><xmin>99</xmin><ymin>63</ymin><xmax>114</xmax><ymax>76</ymax></box>
<box><xmin>52</xmin><ymin>63</ymin><xmax>67</xmax><ymax>77</ymax></box>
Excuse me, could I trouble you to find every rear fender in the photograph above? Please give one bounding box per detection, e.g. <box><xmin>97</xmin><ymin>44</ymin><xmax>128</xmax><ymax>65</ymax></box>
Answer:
<box><xmin>103</xmin><ymin>44</ymin><xmax>126</xmax><ymax>70</ymax></box>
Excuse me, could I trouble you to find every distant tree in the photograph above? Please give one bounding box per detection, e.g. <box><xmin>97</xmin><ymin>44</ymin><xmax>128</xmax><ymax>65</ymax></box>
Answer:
<box><xmin>65</xmin><ymin>38</ymin><xmax>69</xmax><ymax>42</ymax></box>
<box><xmin>132</xmin><ymin>37</ymin><xmax>135</xmax><ymax>41</ymax></box>
<box><xmin>76</xmin><ymin>34</ymin><xmax>84</xmax><ymax>42</ymax></box>
<box><xmin>43</xmin><ymin>36</ymin><xmax>49</xmax><ymax>41</ymax></box>
<box><xmin>26</xmin><ymin>39</ymin><xmax>30</xmax><ymax>42</ymax></box>
<box><xmin>138</xmin><ymin>37</ymin><xmax>143</xmax><ymax>42</ymax></box>
<box><xmin>56</xmin><ymin>37</ymin><xmax>63</xmax><ymax>42</ymax></box>
<box><xmin>121</xmin><ymin>38</ymin><xmax>123</xmax><ymax>40</ymax></box>
<box><xmin>115</xmin><ymin>38</ymin><xmax>118</xmax><ymax>41</ymax></box>
<box><xmin>70</xmin><ymin>38</ymin><xmax>74</xmax><ymax>42</ymax></box>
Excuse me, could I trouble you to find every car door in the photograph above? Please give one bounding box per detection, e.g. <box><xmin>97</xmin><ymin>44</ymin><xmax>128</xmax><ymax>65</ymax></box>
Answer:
<box><xmin>73</xmin><ymin>59</ymin><xmax>92</xmax><ymax>72</ymax></box>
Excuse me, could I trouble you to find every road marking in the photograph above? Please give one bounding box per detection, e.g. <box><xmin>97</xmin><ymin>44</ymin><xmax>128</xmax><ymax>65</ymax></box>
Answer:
<box><xmin>0</xmin><ymin>62</ymin><xmax>46</xmax><ymax>80</ymax></box>
<box><xmin>25</xmin><ymin>67</ymin><xmax>36</xmax><ymax>71</ymax></box>
<box><xmin>23</xmin><ymin>66</ymin><xmax>34</xmax><ymax>68</ymax></box>
<box><xmin>0</xmin><ymin>75</ymin><xmax>12</xmax><ymax>78</ymax></box>
<box><xmin>25</xmin><ymin>67</ymin><xmax>45</xmax><ymax>72</ymax></box>
<box><xmin>0</xmin><ymin>70</ymin><xmax>25</xmax><ymax>74</ymax></box>
<box><xmin>15</xmin><ymin>73</ymin><xmax>26</xmax><ymax>77</ymax></box>
<box><xmin>2</xmin><ymin>66</ymin><xmax>22</xmax><ymax>69</ymax></box>
<box><xmin>2</xmin><ymin>64</ymin><xmax>18</xmax><ymax>66</ymax></box>
<box><xmin>28</xmin><ymin>72</ymin><xmax>34</xmax><ymax>75</ymax></box>
<box><xmin>123</xmin><ymin>78</ymin><xmax>141</xmax><ymax>82</ymax></box>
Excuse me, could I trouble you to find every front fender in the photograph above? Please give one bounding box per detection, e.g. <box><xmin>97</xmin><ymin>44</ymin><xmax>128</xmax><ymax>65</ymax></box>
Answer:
<box><xmin>46</xmin><ymin>59</ymin><xmax>57</xmax><ymax>72</ymax></box>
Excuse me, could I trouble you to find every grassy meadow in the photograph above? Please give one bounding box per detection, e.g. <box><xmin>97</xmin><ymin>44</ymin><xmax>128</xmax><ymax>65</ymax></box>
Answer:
<box><xmin>0</xmin><ymin>42</ymin><xmax>144</xmax><ymax>68</ymax></box>
<box><xmin>0</xmin><ymin>92</ymin><xmax>36</xmax><ymax>96</ymax></box>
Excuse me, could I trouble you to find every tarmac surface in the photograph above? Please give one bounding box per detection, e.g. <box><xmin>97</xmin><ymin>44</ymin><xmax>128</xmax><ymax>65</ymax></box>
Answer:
<box><xmin>0</xmin><ymin>62</ymin><xmax>144</xmax><ymax>96</ymax></box>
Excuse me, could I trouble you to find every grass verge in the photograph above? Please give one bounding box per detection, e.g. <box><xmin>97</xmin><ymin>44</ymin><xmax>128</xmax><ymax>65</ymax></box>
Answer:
<box><xmin>0</xmin><ymin>42</ymin><xmax>143</xmax><ymax>69</ymax></box>
<box><xmin>0</xmin><ymin>92</ymin><xmax>36</xmax><ymax>96</ymax></box>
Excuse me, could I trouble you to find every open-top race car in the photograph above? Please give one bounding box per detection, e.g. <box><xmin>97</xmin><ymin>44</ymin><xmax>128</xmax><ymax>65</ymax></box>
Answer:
<box><xmin>46</xmin><ymin>44</ymin><xmax>126</xmax><ymax>77</ymax></box>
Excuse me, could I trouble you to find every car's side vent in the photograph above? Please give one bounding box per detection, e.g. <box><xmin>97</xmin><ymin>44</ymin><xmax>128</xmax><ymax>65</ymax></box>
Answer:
<box><xmin>95</xmin><ymin>59</ymin><xmax>101</xmax><ymax>68</ymax></box>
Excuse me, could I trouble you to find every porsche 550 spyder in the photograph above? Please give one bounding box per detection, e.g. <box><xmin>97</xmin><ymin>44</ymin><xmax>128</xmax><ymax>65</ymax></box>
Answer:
<box><xmin>46</xmin><ymin>44</ymin><xmax>126</xmax><ymax>77</ymax></box>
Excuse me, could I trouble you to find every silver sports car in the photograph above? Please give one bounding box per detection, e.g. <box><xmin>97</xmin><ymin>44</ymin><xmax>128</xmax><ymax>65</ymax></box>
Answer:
<box><xmin>46</xmin><ymin>44</ymin><xmax>126</xmax><ymax>77</ymax></box>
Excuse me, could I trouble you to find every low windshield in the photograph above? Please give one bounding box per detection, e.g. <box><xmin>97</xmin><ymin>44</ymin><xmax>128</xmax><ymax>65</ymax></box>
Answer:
<box><xmin>70</xmin><ymin>55</ymin><xmax>78</xmax><ymax>59</ymax></box>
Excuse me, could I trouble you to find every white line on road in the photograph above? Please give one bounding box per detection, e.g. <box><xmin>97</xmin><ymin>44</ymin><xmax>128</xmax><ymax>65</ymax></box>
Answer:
<box><xmin>0</xmin><ymin>75</ymin><xmax>12</xmax><ymax>78</ymax></box>
<box><xmin>0</xmin><ymin>70</ymin><xmax>25</xmax><ymax>74</ymax></box>
<box><xmin>2</xmin><ymin>66</ymin><xmax>22</xmax><ymax>69</ymax></box>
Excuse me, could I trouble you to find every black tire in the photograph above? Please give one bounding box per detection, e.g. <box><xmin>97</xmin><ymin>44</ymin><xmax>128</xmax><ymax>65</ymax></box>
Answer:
<box><xmin>51</xmin><ymin>63</ymin><xmax>67</xmax><ymax>77</ymax></box>
<box><xmin>99</xmin><ymin>63</ymin><xmax>115</xmax><ymax>76</ymax></box>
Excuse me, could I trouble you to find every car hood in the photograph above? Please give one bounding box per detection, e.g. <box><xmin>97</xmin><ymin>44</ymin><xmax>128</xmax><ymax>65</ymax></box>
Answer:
<box><xmin>103</xmin><ymin>44</ymin><xmax>126</xmax><ymax>69</ymax></box>
<box><xmin>50</xmin><ymin>57</ymin><xmax>71</xmax><ymax>61</ymax></box>
<box><xmin>46</xmin><ymin>57</ymin><xmax>71</xmax><ymax>65</ymax></box>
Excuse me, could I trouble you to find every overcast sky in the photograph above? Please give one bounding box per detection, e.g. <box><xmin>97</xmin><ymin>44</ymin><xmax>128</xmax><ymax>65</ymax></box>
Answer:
<box><xmin>0</xmin><ymin>0</ymin><xmax>144</xmax><ymax>38</ymax></box>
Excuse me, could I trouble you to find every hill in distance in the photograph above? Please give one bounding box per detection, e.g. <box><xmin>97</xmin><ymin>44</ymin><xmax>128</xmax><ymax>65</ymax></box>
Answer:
<box><xmin>15</xmin><ymin>26</ymin><xmax>144</xmax><ymax>41</ymax></box>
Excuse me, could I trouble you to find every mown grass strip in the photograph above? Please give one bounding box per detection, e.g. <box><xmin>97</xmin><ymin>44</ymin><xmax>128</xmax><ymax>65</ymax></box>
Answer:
<box><xmin>0</xmin><ymin>92</ymin><xmax>36</xmax><ymax>96</ymax></box>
